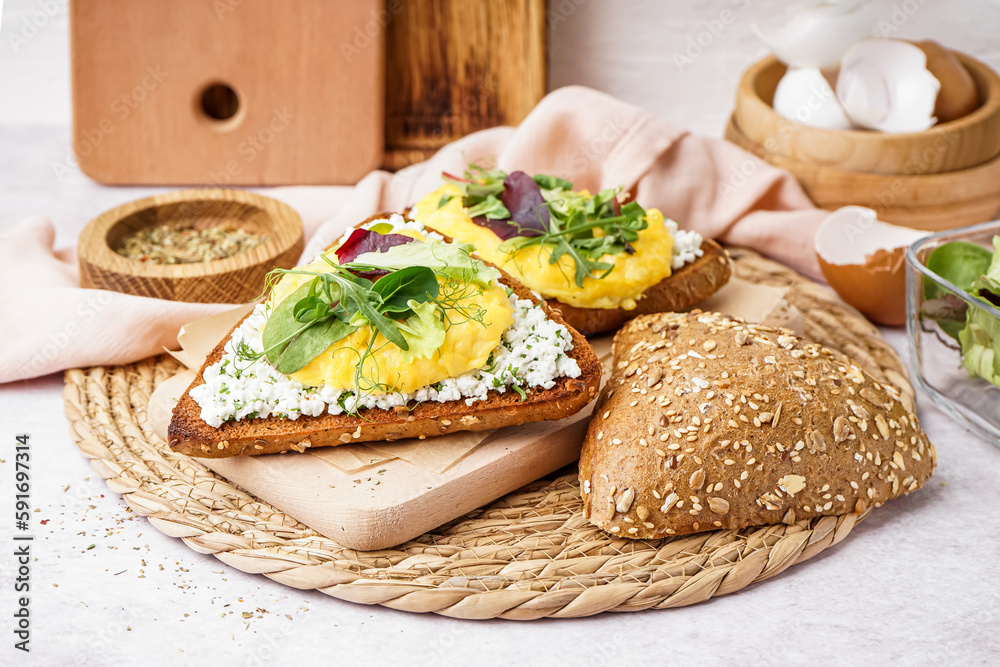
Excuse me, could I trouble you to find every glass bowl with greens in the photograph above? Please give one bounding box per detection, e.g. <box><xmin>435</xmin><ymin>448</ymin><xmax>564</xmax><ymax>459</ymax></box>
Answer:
<box><xmin>907</xmin><ymin>219</ymin><xmax>1000</xmax><ymax>442</ymax></box>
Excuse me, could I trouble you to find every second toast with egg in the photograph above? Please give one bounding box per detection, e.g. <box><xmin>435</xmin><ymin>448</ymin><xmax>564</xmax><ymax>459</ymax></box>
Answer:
<box><xmin>407</xmin><ymin>164</ymin><xmax>731</xmax><ymax>335</ymax></box>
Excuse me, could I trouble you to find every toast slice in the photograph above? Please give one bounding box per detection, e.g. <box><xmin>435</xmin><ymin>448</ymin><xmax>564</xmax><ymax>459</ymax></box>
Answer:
<box><xmin>405</xmin><ymin>168</ymin><xmax>732</xmax><ymax>337</ymax></box>
<box><xmin>168</xmin><ymin>259</ymin><xmax>602</xmax><ymax>459</ymax></box>
<box><xmin>551</xmin><ymin>239</ymin><xmax>731</xmax><ymax>336</ymax></box>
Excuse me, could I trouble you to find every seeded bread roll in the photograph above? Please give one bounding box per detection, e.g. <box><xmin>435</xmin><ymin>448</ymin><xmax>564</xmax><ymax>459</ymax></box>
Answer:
<box><xmin>579</xmin><ymin>311</ymin><xmax>936</xmax><ymax>538</ymax></box>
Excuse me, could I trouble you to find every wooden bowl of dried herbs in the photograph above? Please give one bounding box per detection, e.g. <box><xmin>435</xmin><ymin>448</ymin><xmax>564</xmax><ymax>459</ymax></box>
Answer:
<box><xmin>78</xmin><ymin>189</ymin><xmax>303</xmax><ymax>303</ymax></box>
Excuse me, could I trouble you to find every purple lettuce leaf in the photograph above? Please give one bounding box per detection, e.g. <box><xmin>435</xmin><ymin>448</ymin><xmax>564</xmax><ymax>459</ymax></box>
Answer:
<box><xmin>472</xmin><ymin>170</ymin><xmax>550</xmax><ymax>241</ymax></box>
<box><xmin>335</xmin><ymin>229</ymin><xmax>415</xmax><ymax>280</ymax></box>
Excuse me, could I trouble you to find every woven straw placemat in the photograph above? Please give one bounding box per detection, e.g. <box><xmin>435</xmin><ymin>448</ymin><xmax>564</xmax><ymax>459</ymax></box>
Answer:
<box><xmin>62</xmin><ymin>249</ymin><xmax>909</xmax><ymax>619</ymax></box>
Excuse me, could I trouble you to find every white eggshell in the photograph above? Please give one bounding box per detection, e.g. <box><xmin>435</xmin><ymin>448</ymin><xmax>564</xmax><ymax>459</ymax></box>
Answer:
<box><xmin>815</xmin><ymin>206</ymin><xmax>926</xmax><ymax>265</ymax></box>
<box><xmin>837</xmin><ymin>39</ymin><xmax>941</xmax><ymax>133</ymax></box>
<box><xmin>773</xmin><ymin>67</ymin><xmax>854</xmax><ymax>130</ymax></box>
<box><xmin>752</xmin><ymin>0</ymin><xmax>886</xmax><ymax>70</ymax></box>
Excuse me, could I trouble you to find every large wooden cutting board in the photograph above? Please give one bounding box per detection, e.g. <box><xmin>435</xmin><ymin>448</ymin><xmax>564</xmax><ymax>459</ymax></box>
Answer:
<box><xmin>383</xmin><ymin>0</ymin><xmax>547</xmax><ymax>170</ymax></box>
<box><xmin>70</xmin><ymin>0</ymin><xmax>383</xmax><ymax>185</ymax></box>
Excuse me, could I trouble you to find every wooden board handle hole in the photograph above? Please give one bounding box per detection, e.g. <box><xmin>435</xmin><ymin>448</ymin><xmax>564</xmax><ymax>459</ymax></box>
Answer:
<box><xmin>198</xmin><ymin>82</ymin><xmax>242</xmax><ymax>129</ymax></box>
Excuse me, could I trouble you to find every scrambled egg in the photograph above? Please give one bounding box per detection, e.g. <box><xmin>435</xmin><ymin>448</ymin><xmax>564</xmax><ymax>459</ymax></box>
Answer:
<box><xmin>411</xmin><ymin>185</ymin><xmax>675</xmax><ymax>310</ymax></box>
<box><xmin>267</xmin><ymin>243</ymin><xmax>513</xmax><ymax>392</ymax></box>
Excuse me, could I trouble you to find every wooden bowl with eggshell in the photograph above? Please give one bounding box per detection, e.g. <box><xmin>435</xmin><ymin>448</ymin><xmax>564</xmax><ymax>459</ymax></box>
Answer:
<box><xmin>726</xmin><ymin>47</ymin><xmax>1000</xmax><ymax>231</ymax></box>
<box><xmin>78</xmin><ymin>189</ymin><xmax>303</xmax><ymax>303</ymax></box>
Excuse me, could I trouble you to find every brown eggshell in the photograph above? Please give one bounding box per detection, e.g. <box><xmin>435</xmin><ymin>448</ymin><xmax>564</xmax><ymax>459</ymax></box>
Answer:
<box><xmin>818</xmin><ymin>246</ymin><xmax>908</xmax><ymax>326</ymax></box>
<box><xmin>915</xmin><ymin>40</ymin><xmax>980</xmax><ymax>122</ymax></box>
<box><xmin>815</xmin><ymin>206</ymin><xmax>927</xmax><ymax>327</ymax></box>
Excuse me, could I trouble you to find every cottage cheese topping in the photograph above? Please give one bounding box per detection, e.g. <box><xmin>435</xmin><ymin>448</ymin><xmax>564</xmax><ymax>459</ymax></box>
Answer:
<box><xmin>666</xmin><ymin>218</ymin><xmax>703</xmax><ymax>270</ymax></box>
<box><xmin>191</xmin><ymin>293</ymin><xmax>581</xmax><ymax>428</ymax></box>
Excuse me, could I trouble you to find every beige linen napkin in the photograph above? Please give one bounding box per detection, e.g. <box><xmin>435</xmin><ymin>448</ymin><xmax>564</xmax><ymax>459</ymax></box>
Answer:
<box><xmin>1</xmin><ymin>85</ymin><xmax>826</xmax><ymax>383</ymax></box>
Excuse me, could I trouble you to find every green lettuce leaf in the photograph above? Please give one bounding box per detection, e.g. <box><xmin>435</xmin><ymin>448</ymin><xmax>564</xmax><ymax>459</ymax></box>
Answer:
<box><xmin>397</xmin><ymin>300</ymin><xmax>446</xmax><ymax>362</ymax></box>
<box><xmin>981</xmin><ymin>235</ymin><xmax>1000</xmax><ymax>291</ymax></box>
<box><xmin>924</xmin><ymin>240</ymin><xmax>992</xmax><ymax>301</ymax></box>
<box><xmin>957</xmin><ymin>236</ymin><xmax>1000</xmax><ymax>387</ymax></box>
<box><xmin>351</xmin><ymin>242</ymin><xmax>501</xmax><ymax>289</ymax></box>
<box><xmin>923</xmin><ymin>240</ymin><xmax>994</xmax><ymax>341</ymax></box>
<box><xmin>959</xmin><ymin>303</ymin><xmax>1000</xmax><ymax>385</ymax></box>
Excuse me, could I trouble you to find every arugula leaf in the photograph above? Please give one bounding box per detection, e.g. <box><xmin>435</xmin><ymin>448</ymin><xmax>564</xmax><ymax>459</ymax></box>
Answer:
<box><xmin>549</xmin><ymin>237</ymin><xmax>614</xmax><ymax>287</ymax></box>
<box><xmin>443</xmin><ymin>164</ymin><xmax>506</xmax><ymax>201</ymax></box>
<box><xmin>330</xmin><ymin>271</ymin><xmax>410</xmax><ymax>351</ymax></box>
<box><xmin>437</xmin><ymin>193</ymin><xmax>455</xmax><ymax>210</ymax></box>
<box><xmin>293</xmin><ymin>295</ymin><xmax>332</xmax><ymax>324</ymax></box>
<box><xmin>446</xmin><ymin>163</ymin><xmax>649</xmax><ymax>287</ymax></box>
<box><xmin>533</xmin><ymin>173</ymin><xmax>573</xmax><ymax>190</ymax></box>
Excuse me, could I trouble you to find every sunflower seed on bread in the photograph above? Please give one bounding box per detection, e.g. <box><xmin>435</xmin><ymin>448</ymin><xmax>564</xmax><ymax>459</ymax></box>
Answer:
<box><xmin>579</xmin><ymin>311</ymin><xmax>936</xmax><ymax>538</ymax></box>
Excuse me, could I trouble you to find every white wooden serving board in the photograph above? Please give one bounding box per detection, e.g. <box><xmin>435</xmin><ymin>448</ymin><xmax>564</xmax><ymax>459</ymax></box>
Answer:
<box><xmin>202</xmin><ymin>415</ymin><xmax>591</xmax><ymax>550</ymax></box>
<box><xmin>149</xmin><ymin>277</ymin><xmax>797</xmax><ymax>551</ymax></box>
<box><xmin>149</xmin><ymin>355</ymin><xmax>603</xmax><ymax>552</ymax></box>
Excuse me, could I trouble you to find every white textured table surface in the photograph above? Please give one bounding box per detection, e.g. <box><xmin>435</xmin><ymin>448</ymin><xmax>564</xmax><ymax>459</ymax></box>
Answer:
<box><xmin>2</xmin><ymin>2</ymin><xmax>1000</xmax><ymax>666</ymax></box>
